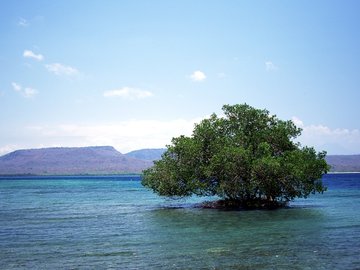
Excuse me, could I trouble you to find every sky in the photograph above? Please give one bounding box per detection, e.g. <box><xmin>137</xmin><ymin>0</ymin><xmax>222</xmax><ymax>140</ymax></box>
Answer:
<box><xmin>1</xmin><ymin>0</ymin><xmax>360</xmax><ymax>155</ymax></box>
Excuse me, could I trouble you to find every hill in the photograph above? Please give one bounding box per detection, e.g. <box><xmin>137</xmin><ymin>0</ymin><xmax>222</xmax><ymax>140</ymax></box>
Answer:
<box><xmin>0</xmin><ymin>146</ymin><xmax>359</xmax><ymax>175</ymax></box>
<box><xmin>125</xmin><ymin>148</ymin><xmax>165</xmax><ymax>161</ymax></box>
<box><xmin>326</xmin><ymin>155</ymin><xmax>360</xmax><ymax>172</ymax></box>
<box><xmin>0</xmin><ymin>146</ymin><xmax>153</xmax><ymax>175</ymax></box>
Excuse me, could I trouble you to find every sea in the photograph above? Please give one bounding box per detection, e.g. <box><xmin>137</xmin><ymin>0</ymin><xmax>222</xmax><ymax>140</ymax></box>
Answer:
<box><xmin>0</xmin><ymin>173</ymin><xmax>359</xmax><ymax>270</ymax></box>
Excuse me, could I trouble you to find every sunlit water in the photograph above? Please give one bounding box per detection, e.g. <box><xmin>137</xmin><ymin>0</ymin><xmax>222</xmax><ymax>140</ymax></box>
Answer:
<box><xmin>0</xmin><ymin>174</ymin><xmax>359</xmax><ymax>269</ymax></box>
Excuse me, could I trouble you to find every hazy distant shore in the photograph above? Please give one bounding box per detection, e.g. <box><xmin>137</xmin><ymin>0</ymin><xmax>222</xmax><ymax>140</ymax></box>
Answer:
<box><xmin>328</xmin><ymin>171</ymin><xmax>360</xmax><ymax>174</ymax></box>
<box><xmin>1</xmin><ymin>171</ymin><xmax>359</xmax><ymax>178</ymax></box>
<box><xmin>0</xmin><ymin>146</ymin><xmax>359</xmax><ymax>175</ymax></box>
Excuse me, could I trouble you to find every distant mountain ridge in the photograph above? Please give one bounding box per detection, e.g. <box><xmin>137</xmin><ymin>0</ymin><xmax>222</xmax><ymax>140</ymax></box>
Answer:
<box><xmin>0</xmin><ymin>146</ymin><xmax>154</xmax><ymax>175</ymax></box>
<box><xmin>0</xmin><ymin>146</ymin><xmax>359</xmax><ymax>175</ymax></box>
<box><xmin>125</xmin><ymin>148</ymin><xmax>165</xmax><ymax>161</ymax></box>
<box><xmin>326</xmin><ymin>155</ymin><xmax>360</xmax><ymax>172</ymax></box>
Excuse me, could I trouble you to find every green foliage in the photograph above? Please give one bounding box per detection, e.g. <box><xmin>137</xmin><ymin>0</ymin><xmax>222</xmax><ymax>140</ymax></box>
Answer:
<box><xmin>142</xmin><ymin>104</ymin><xmax>329</xmax><ymax>207</ymax></box>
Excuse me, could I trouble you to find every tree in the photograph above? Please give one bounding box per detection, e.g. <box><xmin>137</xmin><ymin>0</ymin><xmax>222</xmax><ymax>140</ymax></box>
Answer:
<box><xmin>142</xmin><ymin>104</ymin><xmax>329</xmax><ymax>209</ymax></box>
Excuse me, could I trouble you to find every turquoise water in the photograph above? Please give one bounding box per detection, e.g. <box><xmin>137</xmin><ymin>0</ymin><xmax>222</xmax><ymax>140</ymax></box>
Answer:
<box><xmin>0</xmin><ymin>174</ymin><xmax>359</xmax><ymax>269</ymax></box>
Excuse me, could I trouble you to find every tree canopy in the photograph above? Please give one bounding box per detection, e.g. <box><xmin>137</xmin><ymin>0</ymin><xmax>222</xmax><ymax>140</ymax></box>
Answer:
<box><xmin>142</xmin><ymin>104</ymin><xmax>329</xmax><ymax>209</ymax></box>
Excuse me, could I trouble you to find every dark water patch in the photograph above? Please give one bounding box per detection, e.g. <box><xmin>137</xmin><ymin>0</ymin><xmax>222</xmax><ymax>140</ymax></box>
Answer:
<box><xmin>82</xmin><ymin>250</ymin><xmax>137</xmax><ymax>257</ymax></box>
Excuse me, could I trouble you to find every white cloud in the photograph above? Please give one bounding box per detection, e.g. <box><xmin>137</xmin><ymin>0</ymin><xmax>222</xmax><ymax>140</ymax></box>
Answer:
<box><xmin>2</xmin><ymin>116</ymin><xmax>359</xmax><ymax>156</ymax></box>
<box><xmin>11</xmin><ymin>82</ymin><xmax>22</xmax><ymax>92</ymax></box>
<box><xmin>0</xmin><ymin>145</ymin><xmax>19</xmax><ymax>156</ymax></box>
<box><xmin>103</xmin><ymin>87</ymin><xmax>153</xmax><ymax>100</ymax></box>
<box><xmin>291</xmin><ymin>116</ymin><xmax>304</xmax><ymax>128</ymax></box>
<box><xmin>23</xmin><ymin>87</ymin><xmax>38</xmax><ymax>98</ymax></box>
<box><xmin>23</xmin><ymin>118</ymin><xmax>202</xmax><ymax>153</ymax></box>
<box><xmin>292</xmin><ymin>117</ymin><xmax>360</xmax><ymax>154</ymax></box>
<box><xmin>45</xmin><ymin>63</ymin><xmax>79</xmax><ymax>76</ymax></box>
<box><xmin>18</xmin><ymin>17</ymin><xmax>29</xmax><ymax>27</ymax></box>
<box><xmin>217</xmin><ymin>72</ymin><xmax>227</xmax><ymax>79</ymax></box>
<box><xmin>23</xmin><ymin>50</ymin><xmax>44</xmax><ymax>61</ymax></box>
<box><xmin>11</xmin><ymin>82</ymin><xmax>38</xmax><ymax>98</ymax></box>
<box><xmin>190</xmin><ymin>70</ymin><xmax>206</xmax><ymax>82</ymax></box>
<box><xmin>265</xmin><ymin>61</ymin><xmax>278</xmax><ymax>71</ymax></box>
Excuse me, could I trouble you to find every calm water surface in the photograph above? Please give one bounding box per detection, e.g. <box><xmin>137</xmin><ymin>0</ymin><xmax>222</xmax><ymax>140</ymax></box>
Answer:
<box><xmin>0</xmin><ymin>174</ymin><xmax>359</xmax><ymax>269</ymax></box>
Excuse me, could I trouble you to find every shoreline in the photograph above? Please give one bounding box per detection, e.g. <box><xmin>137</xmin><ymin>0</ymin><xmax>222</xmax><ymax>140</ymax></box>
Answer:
<box><xmin>328</xmin><ymin>171</ymin><xmax>360</xmax><ymax>174</ymax></box>
<box><xmin>1</xmin><ymin>172</ymin><xmax>359</xmax><ymax>177</ymax></box>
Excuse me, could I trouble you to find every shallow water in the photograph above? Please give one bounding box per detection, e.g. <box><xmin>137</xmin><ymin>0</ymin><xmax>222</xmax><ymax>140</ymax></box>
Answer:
<box><xmin>0</xmin><ymin>174</ymin><xmax>359</xmax><ymax>269</ymax></box>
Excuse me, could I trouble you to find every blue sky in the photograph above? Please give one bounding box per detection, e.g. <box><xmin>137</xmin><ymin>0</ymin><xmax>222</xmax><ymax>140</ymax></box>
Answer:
<box><xmin>1</xmin><ymin>0</ymin><xmax>360</xmax><ymax>155</ymax></box>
